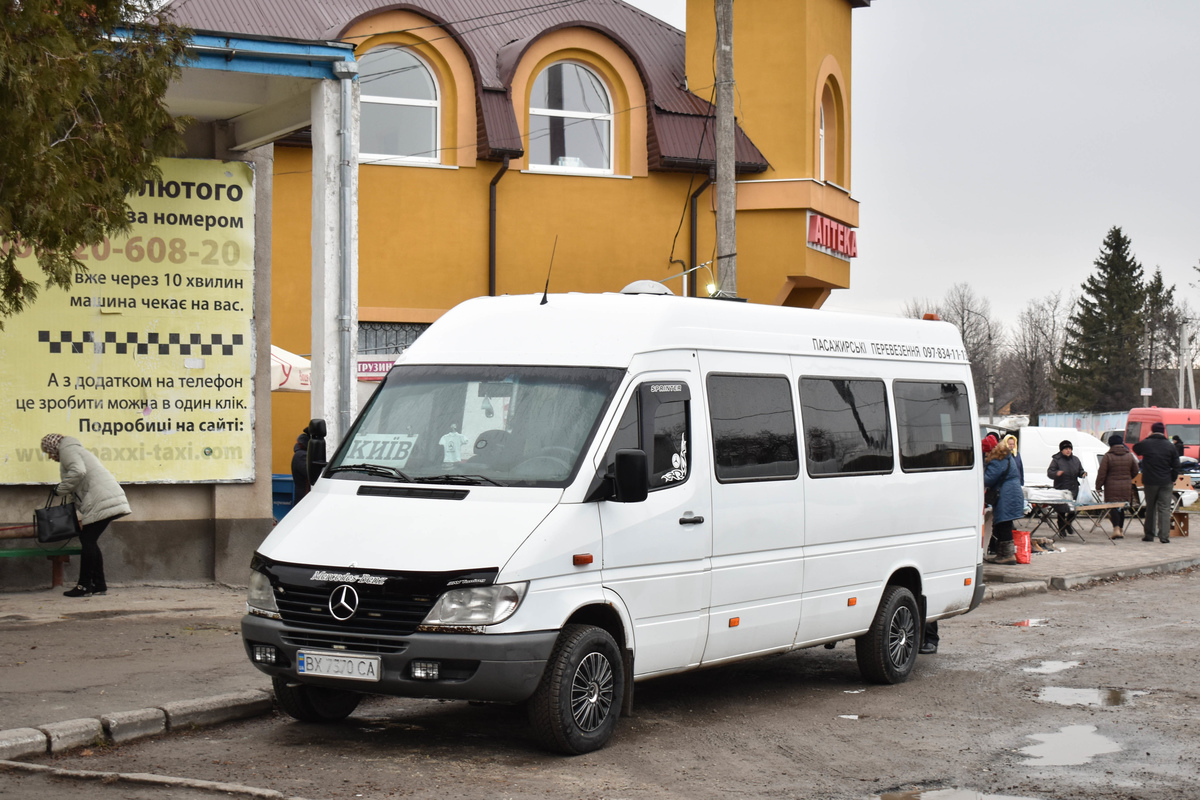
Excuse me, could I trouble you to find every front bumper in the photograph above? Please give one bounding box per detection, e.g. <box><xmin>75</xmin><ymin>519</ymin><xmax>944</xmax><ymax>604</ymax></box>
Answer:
<box><xmin>242</xmin><ymin>615</ymin><xmax>557</xmax><ymax>702</ymax></box>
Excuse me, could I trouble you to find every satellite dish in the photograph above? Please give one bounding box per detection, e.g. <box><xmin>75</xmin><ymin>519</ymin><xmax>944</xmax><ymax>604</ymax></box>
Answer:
<box><xmin>620</xmin><ymin>280</ymin><xmax>674</xmax><ymax>296</ymax></box>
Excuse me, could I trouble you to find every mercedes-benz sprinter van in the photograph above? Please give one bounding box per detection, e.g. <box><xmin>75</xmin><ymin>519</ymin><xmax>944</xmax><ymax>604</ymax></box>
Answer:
<box><xmin>242</xmin><ymin>287</ymin><xmax>985</xmax><ymax>753</ymax></box>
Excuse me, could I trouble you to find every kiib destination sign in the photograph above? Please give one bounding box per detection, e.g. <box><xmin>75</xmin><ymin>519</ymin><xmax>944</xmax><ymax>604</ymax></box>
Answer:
<box><xmin>806</xmin><ymin>211</ymin><xmax>858</xmax><ymax>261</ymax></box>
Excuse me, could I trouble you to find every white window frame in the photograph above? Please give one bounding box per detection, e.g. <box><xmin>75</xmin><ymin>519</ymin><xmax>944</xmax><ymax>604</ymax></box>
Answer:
<box><xmin>528</xmin><ymin>61</ymin><xmax>615</xmax><ymax>176</ymax></box>
<box><xmin>359</xmin><ymin>46</ymin><xmax>441</xmax><ymax>167</ymax></box>
<box><xmin>819</xmin><ymin>104</ymin><xmax>826</xmax><ymax>182</ymax></box>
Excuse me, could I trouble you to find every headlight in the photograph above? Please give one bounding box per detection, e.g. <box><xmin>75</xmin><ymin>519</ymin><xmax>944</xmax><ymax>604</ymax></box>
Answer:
<box><xmin>420</xmin><ymin>583</ymin><xmax>527</xmax><ymax>628</ymax></box>
<box><xmin>247</xmin><ymin>570</ymin><xmax>280</xmax><ymax>619</ymax></box>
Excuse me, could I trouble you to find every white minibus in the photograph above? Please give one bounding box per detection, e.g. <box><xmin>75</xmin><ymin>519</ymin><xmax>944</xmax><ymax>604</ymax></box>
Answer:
<box><xmin>242</xmin><ymin>286</ymin><xmax>985</xmax><ymax>753</ymax></box>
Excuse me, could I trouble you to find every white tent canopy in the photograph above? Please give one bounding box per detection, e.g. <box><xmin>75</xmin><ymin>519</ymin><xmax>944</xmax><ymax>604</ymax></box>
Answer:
<box><xmin>270</xmin><ymin>345</ymin><xmax>311</xmax><ymax>392</ymax></box>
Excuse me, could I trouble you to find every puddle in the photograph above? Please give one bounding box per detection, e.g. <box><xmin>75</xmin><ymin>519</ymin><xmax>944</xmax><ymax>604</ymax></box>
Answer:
<box><xmin>1022</xmin><ymin>660</ymin><xmax>1080</xmax><ymax>674</ymax></box>
<box><xmin>838</xmin><ymin>714</ymin><xmax>860</xmax><ymax>720</ymax></box>
<box><xmin>1036</xmin><ymin>687</ymin><xmax>1146</xmax><ymax>707</ymax></box>
<box><xmin>1020</xmin><ymin>724</ymin><xmax>1121</xmax><ymax>765</ymax></box>
<box><xmin>844</xmin><ymin>689</ymin><xmax>866</xmax><ymax>694</ymax></box>
<box><xmin>873</xmin><ymin>791</ymin><xmax>1043</xmax><ymax>800</ymax></box>
<box><xmin>1006</xmin><ymin>619</ymin><xmax>1049</xmax><ymax>627</ymax></box>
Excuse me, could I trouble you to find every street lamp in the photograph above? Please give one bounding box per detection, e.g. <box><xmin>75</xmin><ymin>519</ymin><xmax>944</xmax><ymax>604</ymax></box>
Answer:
<box><xmin>964</xmin><ymin>308</ymin><xmax>995</xmax><ymax>426</ymax></box>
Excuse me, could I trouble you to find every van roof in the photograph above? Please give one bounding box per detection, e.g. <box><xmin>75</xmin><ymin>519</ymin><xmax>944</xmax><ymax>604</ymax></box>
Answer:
<box><xmin>396</xmin><ymin>292</ymin><xmax>971</xmax><ymax>368</ymax></box>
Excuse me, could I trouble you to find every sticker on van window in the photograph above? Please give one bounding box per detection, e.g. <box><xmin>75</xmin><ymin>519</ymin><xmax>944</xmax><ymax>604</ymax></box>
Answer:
<box><xmin>344</xmin><ymin>434</ymin><xmax>420</xmax><ymax>468</ymax></box>
<box><xmin>661</xmin><ymin>437</ymin><xmax>688</xmax><ymax>483</ymax></box>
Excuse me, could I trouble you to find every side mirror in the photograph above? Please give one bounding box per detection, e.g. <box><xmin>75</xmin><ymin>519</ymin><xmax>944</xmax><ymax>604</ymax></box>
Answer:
<box><xmin>612</xmin><ymin>449</ymin><xmax>649</xmax><ymax>503</ymax></box>
<box><xmin>307</xmin><ymin>418</ymin><xmax>328</xmax><ymax>484</ymax></box>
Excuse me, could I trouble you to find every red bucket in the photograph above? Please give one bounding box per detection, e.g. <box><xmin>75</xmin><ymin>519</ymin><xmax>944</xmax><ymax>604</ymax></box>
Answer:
<box><xmin>1013</xmin><ymin>530</ymin><xmax>1031</xmax><ymax>564</ymax></box>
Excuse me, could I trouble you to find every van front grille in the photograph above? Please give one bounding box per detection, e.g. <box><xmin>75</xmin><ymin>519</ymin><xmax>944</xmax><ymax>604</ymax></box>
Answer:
<box><xmin>275</xmin><ymin>585</ymin><xmax>436</xmax><ymax>637</ymax></box>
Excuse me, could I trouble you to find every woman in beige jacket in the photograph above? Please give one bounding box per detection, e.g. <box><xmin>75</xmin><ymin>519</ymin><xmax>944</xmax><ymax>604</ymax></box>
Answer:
<box><xmin>40</xmin><ymin>434</ymin><xmax>131</xmax><ymax>597</ymax></box>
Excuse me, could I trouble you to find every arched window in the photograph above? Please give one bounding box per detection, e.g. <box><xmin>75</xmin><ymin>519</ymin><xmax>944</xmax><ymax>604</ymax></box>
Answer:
<box><xmin>528</xmin><ymin>62</ymin><xmax>613</xmax><ymax>173</ymax></box>
<box><xmin>820</xmin><ymin>82</ymin><xmax>839</xmax><ymax>186</ymax></box>
<box><xmin>358</xmin><ymin>45</ymin><xmax>440</xmax><ymax>164</ymax></box>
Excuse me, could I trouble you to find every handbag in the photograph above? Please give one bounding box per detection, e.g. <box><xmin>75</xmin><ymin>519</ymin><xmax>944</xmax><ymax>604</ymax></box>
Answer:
<box><xmin>34</xmin><ymin>486</ymin><xmax>81</xmax><ymax>543</ymax></box>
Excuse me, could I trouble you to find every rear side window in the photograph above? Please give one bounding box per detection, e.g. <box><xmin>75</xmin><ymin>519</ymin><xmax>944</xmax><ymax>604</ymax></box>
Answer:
<box><xmin>893</xmin><ymin>381</ymin><xmax>975</xmax><ymax>471</ymax></box>
<box><xmin>707</xmin><ymin>374</ymin><xmax>799</xmax><ymax>482</ymax></box>
<box><xmin>1124</xmin><ymin>421</ymin><xmax>1141</xmax><ymax>444</ymax></box>
<box><xmin>799</xmin><ymin>377</ymin><xmax>893</xmax><ymax>476</ymax></box>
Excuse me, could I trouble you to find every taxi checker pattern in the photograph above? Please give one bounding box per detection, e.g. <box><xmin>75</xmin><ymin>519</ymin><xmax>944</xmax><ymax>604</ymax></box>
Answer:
<box><xmin>38</xmin><ymin>330</ymin><xmax>244</xmax><ymax>355</ymax></box>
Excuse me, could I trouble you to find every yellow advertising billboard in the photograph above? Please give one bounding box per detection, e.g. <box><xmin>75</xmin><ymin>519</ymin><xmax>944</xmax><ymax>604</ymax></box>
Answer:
<box><xmin>0</xmin><ymin>158</ymin><xmax>255</xmax><ymax>484</ymax></box>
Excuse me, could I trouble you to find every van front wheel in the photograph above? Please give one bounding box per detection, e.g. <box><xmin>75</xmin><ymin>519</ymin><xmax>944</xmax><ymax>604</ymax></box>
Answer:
<box><xmin>855</xmin><ymin>585</ymin><xmax>920</xmax><ymax>684</ymax></box>
<box><xmin>528</xmin><ymin>624</ymin><xmax>624</xmax><ymax>754</ymax></box>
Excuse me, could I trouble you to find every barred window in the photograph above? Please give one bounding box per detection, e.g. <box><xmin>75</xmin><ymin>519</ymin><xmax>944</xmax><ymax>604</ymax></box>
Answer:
<box><xmin>358</xmin><ymin>322</ymin><xmax>428</xmax><ymax>356</ymax></box>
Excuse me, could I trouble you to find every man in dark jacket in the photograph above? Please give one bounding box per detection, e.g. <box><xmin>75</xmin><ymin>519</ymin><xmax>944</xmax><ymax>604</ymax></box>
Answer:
<box><xmin>1047</xmin><ymin>440</ymin><xmax>1086</xmax><ymax>536</ymax></box>
<box><xmin>1133</xmin><ymin>422</ymin><xmax>1180</xmax><ymax>543</ymax></box>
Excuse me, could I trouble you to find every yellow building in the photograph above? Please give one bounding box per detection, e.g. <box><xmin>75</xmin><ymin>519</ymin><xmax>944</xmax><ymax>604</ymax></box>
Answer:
<box><xmin>172</xmin><ymin>0</ymin><xmax>867</xmax><ymax>475</ymax></box>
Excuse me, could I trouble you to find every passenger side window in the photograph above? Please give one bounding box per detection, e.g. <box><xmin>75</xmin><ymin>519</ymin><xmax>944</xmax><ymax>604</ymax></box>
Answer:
<box><xmin>707</xmin><ymin>374</ymin><xmax>799</xmax><ymax>482</ymax></box>
<box><xmin>799</xmin><ymin>377</ymin><xmax>893</xmax><ymax>477</ymax></box>
<box><xmin>601</xmin><ymin>383</ymin><xmax>690</xmax><ymax>489</ymax></box>
<box><xmin>893</xmin><ymin>381</ymin><xmax>975</xmax><ymax>471</ymax></box>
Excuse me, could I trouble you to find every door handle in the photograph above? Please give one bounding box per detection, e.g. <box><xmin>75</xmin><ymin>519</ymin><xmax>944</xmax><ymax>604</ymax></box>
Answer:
<box><xmin>679</xmin><ymin>514</ymin><xmax>705</xmax><ymax>525</ymax></box>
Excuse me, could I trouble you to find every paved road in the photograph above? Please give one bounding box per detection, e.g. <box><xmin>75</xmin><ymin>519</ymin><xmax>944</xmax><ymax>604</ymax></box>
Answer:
<box><xmin>13</xmin><ymin>570</ymin><xmax>1199</xmax><ymax>800</ymax></box>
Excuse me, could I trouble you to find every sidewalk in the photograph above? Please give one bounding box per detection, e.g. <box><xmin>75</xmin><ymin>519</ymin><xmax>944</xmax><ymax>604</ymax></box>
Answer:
<box><xmin>982</xmin><ymin>523</ymin><xmax>1200</xmax><ymax>594</ymax></box>
<box><xmin>3</xmin><ymin>530</ymin><xmax>1200</xmax><ymax>759</ymax></box>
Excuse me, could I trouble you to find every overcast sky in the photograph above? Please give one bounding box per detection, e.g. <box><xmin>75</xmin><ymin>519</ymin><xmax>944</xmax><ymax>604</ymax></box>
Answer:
<box><xmin>626</xmin><ymin>0</ymin><xmax>1200</xmax><ymax>333</ymax></box>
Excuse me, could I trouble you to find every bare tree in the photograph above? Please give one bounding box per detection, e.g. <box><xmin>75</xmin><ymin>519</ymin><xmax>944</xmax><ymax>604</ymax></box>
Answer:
<box><xmin>938</xmin><ymin>284</ymin><xmax>1005</xmax><ymax>419</ymax></box>
<box><xmin>1002</xmin><ymin>292</ymin><xmax>1071</xmax><ymax>424</ymax></box>
<box><xmin>901</xmin><ymin>297</ymin><xmax>940</xmax><ymax>320</ymax></box>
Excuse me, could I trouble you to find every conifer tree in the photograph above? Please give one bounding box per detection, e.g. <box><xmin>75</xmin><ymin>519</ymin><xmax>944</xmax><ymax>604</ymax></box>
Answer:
<box><xmin>0</xmin><ymin>0</ymin><xmax>190</xmax><ymax>327</ymax></box>
<box><xmin>1055</xmin><ymin>226</ymin><xmax>1146</xmax><ymax>411</ymax></box>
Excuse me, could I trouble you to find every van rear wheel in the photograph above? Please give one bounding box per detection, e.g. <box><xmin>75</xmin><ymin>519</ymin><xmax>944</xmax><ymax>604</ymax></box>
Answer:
<box><xmin>272</xmin><ymin>675</ymin><xmax>362</xmax><ymax>723</ymax></box>
<box><xmin>528</xmin><ymin>624</ymin><xmax>624</xmax><ymax>754</ymax></box>
<box><xmin>855</xmin><ymin>585</ymin><xmax>920</xmax><ymax>684</ymax></box>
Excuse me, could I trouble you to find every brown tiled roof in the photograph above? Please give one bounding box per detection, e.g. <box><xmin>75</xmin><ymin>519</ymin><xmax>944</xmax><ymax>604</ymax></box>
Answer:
<box><xmin>166</xmin><ymin>0</ymin><xmax>768</xmax><ymax>171</ymax></box>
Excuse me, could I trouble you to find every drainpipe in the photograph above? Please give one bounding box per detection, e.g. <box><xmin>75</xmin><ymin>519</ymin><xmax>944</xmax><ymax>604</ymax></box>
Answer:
<box><xmin>489</xmin><ymin>156</ymin><xmax>510</xmax><ymax>297</ymax></box>
<box><xmin>334</xmin><ymin>60</ymin><xmax>358</xmax><ymax>439</ymax></box>
<box><xmin>689</xmin><ymin>173</ymin><xmax>714</xmax><ymax>297</ymax></box>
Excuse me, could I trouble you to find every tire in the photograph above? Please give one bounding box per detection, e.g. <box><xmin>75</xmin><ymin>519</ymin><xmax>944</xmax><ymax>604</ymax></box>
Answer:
<box><xmin>272</xmin><ymin>675</ymin><xmax>362</xmax><ymax>723</ymax></box>
<box><xmin>855</xmin><ymin>585</ymin><xmax>920</xmax><ymax>685</ymax></box>
<box><xmin>528</xmin><ymin>624</ymin><xmax>624</xmax><ymax>754</ymax></box>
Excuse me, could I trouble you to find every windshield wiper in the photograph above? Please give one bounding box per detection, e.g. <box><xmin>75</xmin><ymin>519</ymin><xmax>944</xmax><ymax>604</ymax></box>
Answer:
<box><xmin>327</xmin><ymin>463</ymin><xmax>413</xmax><ymax>482</ymax></box>
<box><xmin>415</xmin><ymin>473</ymin><xmax>503</xmax><ymax>487</ymax></box>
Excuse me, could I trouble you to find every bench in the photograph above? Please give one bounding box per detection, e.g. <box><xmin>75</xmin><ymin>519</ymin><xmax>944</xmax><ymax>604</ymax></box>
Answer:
<box><xmin>0</xmin><ymin>527</ymin><xmax>82</xmax><ymax>587</ymax></box>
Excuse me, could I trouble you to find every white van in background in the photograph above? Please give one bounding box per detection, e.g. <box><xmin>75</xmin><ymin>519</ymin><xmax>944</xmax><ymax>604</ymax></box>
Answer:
<box><xmin>1017</xmin><ymin>426</ymin><xmax>1110</xmax><ymax>487</ymax></box>
<box><xmin>242</xmin><ymin>287</ymin><xmax>986</xmax><ymax>754</ymax></box>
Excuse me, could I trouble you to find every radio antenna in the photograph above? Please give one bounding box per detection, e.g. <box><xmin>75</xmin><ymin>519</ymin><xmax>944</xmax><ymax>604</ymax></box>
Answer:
<box><xmin>540</xmin><ymin>235</ymin><xmax>558</xmax><ymax>306</ymax></box>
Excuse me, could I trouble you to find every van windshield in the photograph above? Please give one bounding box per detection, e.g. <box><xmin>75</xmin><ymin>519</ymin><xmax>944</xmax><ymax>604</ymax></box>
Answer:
<box><xmin>328</xmin><ymin>365</ymin><xmax>624</xmax><ymax>487</ymax></box>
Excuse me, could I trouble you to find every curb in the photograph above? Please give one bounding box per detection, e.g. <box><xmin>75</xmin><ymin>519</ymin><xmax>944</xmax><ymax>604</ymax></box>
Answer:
<box><xmin>983</xmin><ymin>580</ymin><xmax>1049</xmax><ymax>601</ymax></box>
<box><xmin>0</xmin><ymin>759</ymin><xmax>310</xmax><ymax>800</ymax></box>
<box><xmin>0</xmin><ymin>689</ymin><xmax>272</xmax><ymax>760</ymax></box>
<box><xmin>1048</xmin><ymin>555</ymin><xmax>1200</xmax><ymax>590</ymax></box>
<box><xmin>981</xmin><ymin>554</ymin><xmax>1200</xmax><ymax>601</ymax></box>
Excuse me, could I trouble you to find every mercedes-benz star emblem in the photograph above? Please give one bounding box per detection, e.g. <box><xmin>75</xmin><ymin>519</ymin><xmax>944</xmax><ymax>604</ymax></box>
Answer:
<box><xmin>328</xmin><ymin>584</ymin><xmax>359</xmax><ymax>621</ymax></box>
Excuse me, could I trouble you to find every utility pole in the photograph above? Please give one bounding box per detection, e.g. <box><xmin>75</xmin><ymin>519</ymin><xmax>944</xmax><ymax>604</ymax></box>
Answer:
<box><xmin>1143</xmin><ymin>323</ymin><xmax>1151</xmax><ymax>408</ymax></box>
<box><xmin>714</xmin><ymin>0</ymin><xmax>737</xmax><ymax>296</ymax></box>
<box><xmin>1179</xmin><ymin>321</ymin><xmax>1186</xmax><ymax>408</ymax></box>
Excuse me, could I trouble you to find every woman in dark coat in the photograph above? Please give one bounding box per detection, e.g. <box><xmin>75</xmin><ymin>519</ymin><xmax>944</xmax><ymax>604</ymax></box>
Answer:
<box><xmin>984</xmin><ymin>440</ymin><xmax>1025</xmax><ymax>564</ymax></box>
<box><xmin>1096</xmin><ymin>433</ymin><xmax>1140</xmax><ymax>539</ymax></box>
